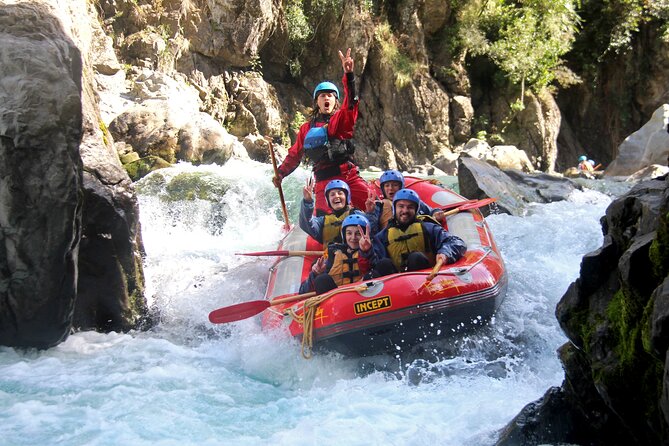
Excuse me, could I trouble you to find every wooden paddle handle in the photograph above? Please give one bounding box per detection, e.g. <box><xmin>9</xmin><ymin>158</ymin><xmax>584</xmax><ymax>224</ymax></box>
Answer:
<box><xmin>266</xmin><ymin>136</ymin><xmax>290</xmax><ymax>229</ymax></box>
<box><xmin>442</xmin><ymin>207</ymin><xmax>461</xmax><ymax>218</ymax></box>
<box><xmin>270</xmin><ymin>284</ymin><xmax>368</xmax><ymax>306</ymax></box>
<box><xmin>270</xmin><ymin>292</ymin><xmax>317</xmax><ymax>305</ymax></box>
<box><xmin>425</xmin><ymin>258</ymin><xmax>444</xmax><ymax>282</ymax></box>
<box><xmin>288</xmin><ymin>251</ymin><xmax>324</xmax><ymax>257</ymax></box>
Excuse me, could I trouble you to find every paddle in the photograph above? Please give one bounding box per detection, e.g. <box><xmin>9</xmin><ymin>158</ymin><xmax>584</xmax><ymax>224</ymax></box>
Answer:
<box><xmin>208</xmin><ymin>284</ymin><xmax>369</xmax><ymax>324</ymax></box>
<box><xmin>424</xmin><ymin>257</ymin><xmax>445</xmax><ymax>283</ymax></box>
<box><xmin>209</xmin><ymin>291</ymin><xmax>317</xmax><ymax>324</ymax></box>
<box><xmin>442</xmin><ymin>197</ymin><xmax>497</xmax><ymax>217</ymax></box>
<box><xmin>441</xmin><ymin>199</ymin><xmax>476</xmax><ymax>210</ymax></box>
<box><xmin>236</xmin><ymin>250</ymin><xmax>323</xmax><ymax>257</ymax></box>
<box><xmin>266</xmin><ymin>136</ymin><xmax>290</xmax><ymax>231</ymax></box>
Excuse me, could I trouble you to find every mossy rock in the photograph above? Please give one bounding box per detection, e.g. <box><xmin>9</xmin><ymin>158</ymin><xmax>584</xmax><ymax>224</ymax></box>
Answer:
<box><xmin>134</xmin><ymin>169</ymin><xmax>169</xmax><ymax>195</ymax></box>
<box><xmin>163</xmin><ymin>172</ymin><xmax>229</xmax><ymax>202</ymax></box>
<box><xmin>120</xmin><ymin>151</ymin><xmax>140</xmax><ymax>164</ymax></box>
<box><xmin>124</xmin><ymin>156</ymin><xmax>172</xmax><ymax>181</ymax></box>
<box><xmin>649</xmin><ymin>211</ymin><xmax>669</xmax><ymax>280</ymax></box>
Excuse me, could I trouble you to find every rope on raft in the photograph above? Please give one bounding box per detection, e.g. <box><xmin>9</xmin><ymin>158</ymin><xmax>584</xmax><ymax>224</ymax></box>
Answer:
<box><xmin>282</xmin><ymin>248</ymin><xmax>493</xmax><ymax>359</ymax></box>
<box><xmin>285</xmin><ymin>292</ymin><xmax>334</xmax><ymax>359</ymax></box>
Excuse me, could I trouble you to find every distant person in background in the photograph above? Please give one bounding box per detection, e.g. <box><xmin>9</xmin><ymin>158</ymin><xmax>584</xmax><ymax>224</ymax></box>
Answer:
<box><xmin>272</xmin><ymin>48</ymin><xmax>373</xmax><ymax>215</ymax></box>
<box><xmin>577</xmin><ymin>155</ymin><xmax>594</xmax><ymax>172</ymax></box>
<box><xmin>577</xmin><ymin>155</ymin><xmax>595</xmax><ymax>178</ymax></box>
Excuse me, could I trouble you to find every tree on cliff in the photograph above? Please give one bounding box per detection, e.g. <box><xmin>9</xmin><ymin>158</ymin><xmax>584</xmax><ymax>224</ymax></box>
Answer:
<box><xmin>453</xmin><ymin>0</ymin><xmax>580</xmax><ymax>104</ymax></box>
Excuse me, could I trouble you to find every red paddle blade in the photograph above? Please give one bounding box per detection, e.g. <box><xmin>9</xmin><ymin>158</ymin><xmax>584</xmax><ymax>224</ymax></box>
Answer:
<box><xmin>441</xmin><ymin>199</ymin><xmax>475</xmax><ymax>210</ymax></box>
<box><xmin>208</xmin><ymin>300</ymin><xmax>270</xmax><ymax>324</ymax></box>
<box><xmin>458</xmin><ymin>197</ymin><xmax>497</xmax><ymax>210</ymax></box>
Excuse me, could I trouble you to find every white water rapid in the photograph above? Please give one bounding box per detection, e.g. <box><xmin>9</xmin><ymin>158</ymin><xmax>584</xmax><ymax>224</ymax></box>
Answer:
<box><xmin>0</xmin><ymin>159</ymin><xmax>620</xmax><ymax>445</ymax></box>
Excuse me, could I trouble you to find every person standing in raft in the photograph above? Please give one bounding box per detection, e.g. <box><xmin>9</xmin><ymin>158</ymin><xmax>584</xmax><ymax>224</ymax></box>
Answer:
<box><xmin>272</xmin><ymin>48</ymin><xmax>373</xmax><ymax>215</ymax></box>
<box><xmin>373</xmin><ymin>169</ymin><xmax>444</xmax><ymax>231</ymax></box>
<box><xmin>299</xmin><ymin>178</ymin><xmax>377</xmax><ymax>246</ymax></box>
<box><xmin>369</xmin><ymin>189</ymin><xmax>467</xmax><ymax>277</ymax></box>
<box><xmin>299</xmin><ymin>214</ymin><xmax>373</xmax><ymax>295</ymax></box>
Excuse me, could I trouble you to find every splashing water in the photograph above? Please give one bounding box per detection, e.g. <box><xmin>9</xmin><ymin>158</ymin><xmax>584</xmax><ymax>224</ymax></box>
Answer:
<box><xmin>0</xmin><ymin>160</ymin><xmax>617</xmax><ymax>445</ymax></box>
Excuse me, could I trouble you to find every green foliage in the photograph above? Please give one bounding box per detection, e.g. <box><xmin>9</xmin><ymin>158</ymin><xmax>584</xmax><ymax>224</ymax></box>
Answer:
<box><xmin>509</xmin><ymin>98</ymin><xmax>525</xmax><ymax>113</ymax></box>
<box><xmin>450</xmin><ymin>0</ymin><xmax>580</xmax><ymax>95</ymax></box>
<box><xmin>286</xmin><ymin>0</ymin><xmax>312</xmax><ymax>43</ymax></box>
<box><xmin>375</xmin><ymin>22</ymin><xmax>420</xmax><ymax>89</ymax></box>
<box><xmin>290</xmin><ymin>111</ymin><xmax>306</xmax><ymax>134</ymax></box>
<box><xmin>284</xmin><ymin>0</ymin><xmax>344</xmax><ymax>77</ymax></box>
<box><xmin>287</xmin><ymin>58</ymin><xmax>302</xmax><ymax>78</ymax></box>
<box><xmin>607</xmin><ymin>287</ymin><xmax>644</xmax><ymax>366</ymax></box>
<box><xmin>361</xmin><ymin>0</ymin><xmax>375</xmax><ymax>13</ymax></box>
<box><xmin>488</xmin><ymin>133</ymin><xmax>505</xmax><ymax>145</ymax></box>
<box><xmin>99</xmin><ymin>120</ymin><xmax>111</xmax><ymax>147</ymax></box>
<box><xmin>649</xmin><ymin>211</ymin><xmax>669</xmax><ymax>280</ymax></box>
<box><xmin>572</xmin><ymin>0</ymin><xmax>669</xmax><ymax>71</ymax></box>
<box><xmin>309</xmin><ymin>0</ymin><xmax>343</xmax><ymax>17</ymax></box>
<box><xmin>249</xmin><ymin>55</ymin><xmax>263</xmax><ymax>73</ymax></box>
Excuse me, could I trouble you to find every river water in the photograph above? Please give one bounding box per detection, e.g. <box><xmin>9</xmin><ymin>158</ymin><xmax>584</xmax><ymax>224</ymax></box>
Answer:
<box><xmin>0</xmin><ymin>159</ymin><xmax>624</xmax><ymax>445</ymax></box>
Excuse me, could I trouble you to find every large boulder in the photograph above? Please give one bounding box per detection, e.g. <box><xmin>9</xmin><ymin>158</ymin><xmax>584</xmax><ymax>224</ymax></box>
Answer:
<box><xmin>108</xmin><ymin>70</ymin><xmax>242</xmax><ymax>174</ymax></box>
<box><xmin>458</xmin><ymin>157</ymin><xmax>582</xmax><ymax>216</ymax></box>
<box><xmin>49</xmin><ymin>0</ymin><xmax>150</xmax><ymax>332</ymax></box>
<box><xmin>183</xmin><ymin>0</ymin><xmax>279</xmax><ymax>68</ymax></box>
<box><xmin>226</xmin><ymin>71</ymin><xmax>286</xmax><ymax>138</ymax></box>
<box><xmin>0</xmin><ymin>3</ymin><xmax>83</xmax><ymax>348</ymax></box>
<box><xmin>462</xmin><ymin>139</ymin><xmax>535</xmax><ymax>172</ymax></box>
<box><xmin>605</xmin><ymin>104</ymin><xmax>669</xmax><ymax>177</ymax></box>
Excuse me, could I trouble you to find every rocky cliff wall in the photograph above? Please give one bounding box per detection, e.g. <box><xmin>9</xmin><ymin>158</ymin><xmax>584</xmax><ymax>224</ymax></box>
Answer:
<box><xmin>497</xmin><ymin>174</ymin><xmax>669</xmax><ymax>445</ymax></box>
<box><xmin>0</xmin><ymin>3</ymin><xmax>83</xmax><ymax>348</ymax></box>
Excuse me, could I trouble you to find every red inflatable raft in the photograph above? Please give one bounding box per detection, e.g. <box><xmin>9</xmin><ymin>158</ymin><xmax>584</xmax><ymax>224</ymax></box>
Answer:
<box><xmin>260</xmin><ymin>177</ymin><xmax>507</xmax><ymax>357</ymax></box>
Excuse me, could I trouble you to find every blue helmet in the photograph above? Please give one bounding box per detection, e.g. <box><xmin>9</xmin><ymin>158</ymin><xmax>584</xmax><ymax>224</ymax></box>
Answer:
<box><xmin>588</xmin><ymin>159</ymin><xmax>595</xmax><ymax>165</ymax></box>
<box><xmin>392</xmin><ymin>188</ymin><xmax>420</xmax><ymax>215</ymax></box>
<box><xmin>313</xmin><ymin>81</ymin><xmax>339</xmax><ymax>100</ymax></box>
<box><xmin>324</xmin><ymin>179</ymin><xmax>350</xmax><ymax>208</ymax></box>
<box><xmin>379</xmin><ymin>170</ymin><xmax>405</xmax><ymax>197</ymax></box>
<box><xmin>578</xmin><ymin>155</ymin><xmax>587</xmax><ymax>162</ymax></box>
<box><xmin>341</xmin><ymin>214</ymin><xmax>370</xmax><ymax>240</ymax></box>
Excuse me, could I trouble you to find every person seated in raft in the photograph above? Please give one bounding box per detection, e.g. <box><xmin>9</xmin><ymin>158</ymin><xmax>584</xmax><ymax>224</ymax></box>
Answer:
<box><xmin>299</xmin><ymin>178</ymin><xmax>377</xmax><ymax>245</ymax></box>
<box><xmin>368</xmin><ymin>188</ymin><xmax>467</xmax><ymax>277</ymax></box>
<box><xmin>299</xmin><ymin>214</ymin><xmax>373</xmax><ymax>295</ymax></box>
<box><xmin>373</xmin><ymin>169</ymin><xmax>444</xmax><ymax>231</ymax></box>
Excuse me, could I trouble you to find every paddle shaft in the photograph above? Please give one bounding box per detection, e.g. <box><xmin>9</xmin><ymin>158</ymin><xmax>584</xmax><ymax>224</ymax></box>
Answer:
<box><xmin>209</xmin><ymin>291</ymin><xmax>317</xmax><ymax>324</ymax></box>
<box><xmin>266</xmin><ymin>137</ymin><xmax>290</xmax><ymax>230</ymax></box>
<box><xmin>442</xmin><ymin>197</ymin><xmax>496</xmax><ymax>217</ymax></box>
<box><xmin>236</xmin><ymin>250</ymin><xmax>323</xmax><ymax>257</ymax></box>
<box><xmin>425</xmin><ymin>258</ymin><xmax>444</xmax><ymax>282</ymax></box>
<box><xmin>209</xmin><ymin>284</ymin><xmax>368</xmax><ymax>324</ymax></box>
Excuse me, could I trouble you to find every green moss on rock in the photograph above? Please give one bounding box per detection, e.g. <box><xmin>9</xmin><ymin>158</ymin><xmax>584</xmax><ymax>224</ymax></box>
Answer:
<box><xmin>124</xmin><ymin>156</ymin><xmax>172</xmax><ymax>181</ymax></box>
<box><xmin>606</xmin><ymin>287</ymin><xmax>643</xmax><ymax>366</ymax></box>
<box><xmin>164</xmin><ymin>172</ymin><xmax>229</xmax><ymax>202</ymax></box>
<box><xmin>649</xmin><ymin>211</ymin><xmax>669</xmax><ymax>280</ymax></box>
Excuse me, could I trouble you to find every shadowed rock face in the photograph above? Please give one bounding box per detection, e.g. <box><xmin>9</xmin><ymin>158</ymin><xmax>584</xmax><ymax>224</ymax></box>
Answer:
<box><xmin>497</xmin><ymin>175</ymin><xmax>669</xmax><ymax>445</ymax></box>
<box><xmin>0</xmin><ymin>3</ymin><xmax>83</xmax><ymax>348</ymax></box>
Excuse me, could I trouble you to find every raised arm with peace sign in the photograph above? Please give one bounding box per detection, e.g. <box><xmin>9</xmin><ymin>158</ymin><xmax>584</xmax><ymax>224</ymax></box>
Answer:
<box><xmin>358</xmin><ymin>223</ymin><xmax>372</xmax><ymax>253</ymax></box>
<box><xmin>339</xmin><ymin>48</ymin><xmax>354</xmax><ymax>73</ymax></box>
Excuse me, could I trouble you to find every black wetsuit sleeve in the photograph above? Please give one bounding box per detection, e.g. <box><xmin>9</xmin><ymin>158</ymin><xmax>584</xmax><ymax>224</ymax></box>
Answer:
<box><xmin>346</xmin><ymin>72</ymin><xmax>358</xmax><ymax>109</ymax></box>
